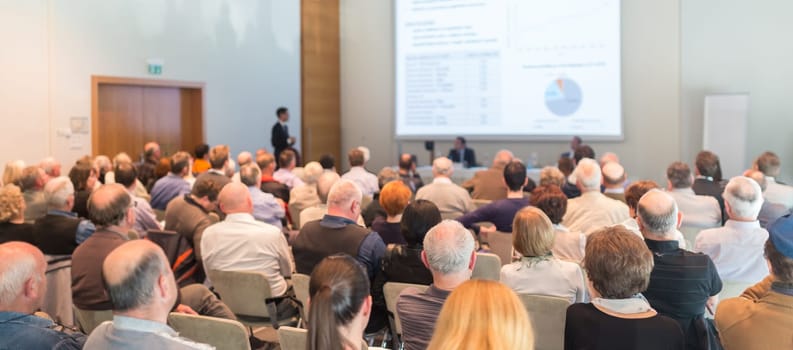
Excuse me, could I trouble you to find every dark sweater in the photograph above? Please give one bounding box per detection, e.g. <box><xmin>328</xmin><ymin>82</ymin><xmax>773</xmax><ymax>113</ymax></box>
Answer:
<box><xmin>565</xmin><ymin>303</ymin><xmax>685</xmax><ymax>350</ymax></box>
<box><xmin>0</xmin><ymin>222</ymin><xmax>35</xmax><ymax>244</ymax></box>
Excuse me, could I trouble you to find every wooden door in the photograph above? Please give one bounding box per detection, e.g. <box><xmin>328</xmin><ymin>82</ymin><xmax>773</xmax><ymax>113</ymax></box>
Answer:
<box><xmin>92</xmin><ymin>76</ymin><xmax>204</xmax><ymax>159</ymax></box>
<box><xmin>301</xmin><ymin>0</ymin><xmax>341</xmax><ymax>168</ymax></box>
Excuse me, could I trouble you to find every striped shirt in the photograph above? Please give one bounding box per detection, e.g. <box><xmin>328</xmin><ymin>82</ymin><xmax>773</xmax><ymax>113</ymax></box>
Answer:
<box><xmin>397</xmin><ymin>285</ymin><xmax>451</xmax><ymax>350</ymax></box>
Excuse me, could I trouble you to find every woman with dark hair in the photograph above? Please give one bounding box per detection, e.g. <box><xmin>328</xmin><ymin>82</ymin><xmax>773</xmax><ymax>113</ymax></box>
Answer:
<box><xmin>69</xmin><ymin>162</ymin><xmax>97</xmax><ymax>219</ymax></box>
<box><xmin>531</xmin><ymin>185</ymin><xmax>586</xmax><ymax>263</ymax></box>
<box><xmin>308</xmin><ymin>254</ymin><xmax>372</xmax><ymax>350</ymax></box>
<box><xmin>370</xmin><ymin>200</ymin><xmax>442</xmax><ymax>335</ymax></box>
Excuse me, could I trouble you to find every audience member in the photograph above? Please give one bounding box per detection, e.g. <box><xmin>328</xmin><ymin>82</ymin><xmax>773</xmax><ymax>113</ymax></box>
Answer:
<box><xmin>288</xmin><ymin>161</ymin><xmax>323</xmax><ymax>227</ymax></box>
<box><xmin>501</xmin><ymin>207</ymin><xmax>586</xmax><ymax>303</ymax></box>
<box><xmin>319</xmin><ymin>153</ymin><xmax>336</xmax><ymax>173</ymax></box>
<box><xmin>458</xmin><ymin>161</ymin><xmax>530</xmax><ymax>234</ymax></box>
<box><xmin>371</xmin><ymin>181</ymin><xmax>411</xmax><ymax>244</ymax></box>
<box><xmin>428</xmin><ymin>279</ymin><xmax>533</xmax><ymax>350</ymax></box>
<box><xmin>192</xmin><ymin>143</ymin><xmax>211</xmax><ymax>175</ymax></box>
<box><xmin>299</xmin><ymin>171</ymin><xmax>367</xmax><ymax>228</ymax></box>
<box><xmin>602</xmin><ymin>162</ymin><xmax>627</xmax><ymax>203</ymax></box>
<box><xmin>599</xmin><ymin>152</ymin><xmax>620</xmax><ymax>167</ymax></box>
<box><xmin>462</xmin><ymin>150</ymin><xmax>513</xmax><ymax>200</ymax></box>
<box><xmin>561</xmin><ymin>158</ymin><xmax>630</xmax><ymax>234</ymax></box>
<box><xmin>293</xmin><ymin>179</ymin><xmax>385</xmax><ymax>280</ymax></box>
<box><xmin>692</xmin><ymin>150</ymin><xmax>727</xmax><ymax>223</ymax></box>
<box><xmin>164</xmin><ymin>175</ymin><xmax>225</xmax><ymax>282</ymax></box>
<box><xmin>341</xmin><ymin>148</ymin><xmax>378</xmax><ymax>196</ymax></box>
<box><xmin>94</xmin><ymin>155</ymin><xmax>112</xmax><ymax>184</ymax></box>
<box><xmin>0</xmin><ymin>185</ymin><xmax>34</xmax><ymax>244</ymax></box>
<box><xmin>104</xmin><ymin>152</ymin><xmax>150</xmax><ymax>200</ymax></box>
<box><xmin>447</xmin><ymin>136</ymin><xmax>477</xmax><ymax>168</ymax></box>
<box><xmin>195</xmin><ymin>144</ymin><xmax>232</xmax><ymax>190</ymax></box>
<box><xmin>564</xmin><ymin>225</ymin><xmax>685</xmax><ymax>350</ymax></box>
<box><xmin>32</xmin><ymin>177</ymin><xmax>95</xmax><ymax>255</ymax></box>
<box><xmin>695</xmin><ymin>176</ymin><xmax>770</xmax><ymax>283</ymax></box>
<box><xmin>638</xmin><ymin>189</ymin><xmax>722</xmax><ymax>350</ymax></box>
<box><xmin>539</xmin><ymin>166</ymin><xmax>566</xmax><ymax>187</ymax></box>
<box><xmin>0</xmin><ymin>242</ymin><xmax>86</xmax><ymax>349</ymax></box>
<box><xmin>2</xmin><ymin>160</ymin><xmax>26</xmax><ymax>188</ymax></box>
<box><xmin>715</xmin><ymin>214</ymin><xmax>793</xmax><ymax>349</ymax></box>
<box><xmin>531</xmin><ymin>185</ymin><xmax>586</xmax><ymax>263</ymax></box>
<box><xmin>561</xmin><ymin>136</ymin><xmax>582</xmax><ymax>159</ymax></box>
<box><xmin>362</xmin><ymin>167</ymin><xmax>400</xmax><ymax>227</ymax></box>
<box><xmin>149</xmin><ymin>151</ymin><xmax>192</xmax><ymax>210</ymax></box>
<box><xmin>40</xmin><ymin>156</ymin><xmax>62</xmax><ymax>179</ymax></box>
<box><xmin>620</xmin><ymin>180</ymin><xmax>687</xmax><ymax>248</ymax></box>
<box><xmin>416</xmin><ymin>157</ymin><xmax>475</xmax><ymax>219</ymax></box>
<box><xmin>68</xmin><ymin>162</ymin><xmax>97</xmax><ymax>219</ymax></box>
<box><xmin>755</xmin><ymin>151</ymin><xmax>793</xmax><ymax>210</ymax></box>
<box><xmin>666</xmin><ymin>161</ymin><xmax>722</xmax><ymax>231</ymax></box>
<box><xmin>271</xmin><ymin>106</ymin><xmax>295</xmax><ymax>161</ymax></box>
<box><xmin>561</xmin><ymin>145</ymin><xmax>595</xmax><ymax>198</ymax></box>
<box><xmin>372</xmin><ymin>200</ymin><xmax>440</xmax><ymax>315</ymax></box>
<box><xmin>397</xmin><ymin>220</ymin><xmax>476</xmax><ymax>350</ymax></box>
<box><xmin>201</xmin><ymin>183</ymin><xmax>296</xmax><ymax>315</ymax></box>
<box><xmin>257</xmin><ymin>152</ymin><xmax>290</xmax><ymax>202</ymax></box>
<box><xmin>744</xmin><ymin>169</ymin><xmax>790</xmax><ymax>227</ymax></box>
<box><xmin>114</xmin><ymin>162</ymin><xmax>162</xmax><ymax>235</ymax></box>
<box><xmin>154</xmin><ymin>157</ymin><xmax>171</xmax><ymax>183</ymax></box>
<box><xmin>17</xmin><ymin>165</ymin><xmax>48</xmax><ymax>223</ymax></box>
<box><xmin>137</xmin><ymin>141</ymin><xmax>161</xmax><ymax>192</ymax></box>
<box><xmin>84</xmin><ymin>240</ymin><xmax>213</xmax><ymax>349</ymax></box>
<box><xmin>273</xmin><ymin>149</ymin><xmax>304</xmax><ymax>189</ymax></box>
<box><xmin>306</xmin><ymin>255</ymin><xmax>372</xmax><ymax>350</ymax></box>
<box><xmin>399</xmin><ymin>153</ymin><xmax>424</xmax><ymax>193</ymax></box>
<box><xmin>239</xmin><ymin>163</ymin><xmax>285</xmax><ymax>228</ymax></box>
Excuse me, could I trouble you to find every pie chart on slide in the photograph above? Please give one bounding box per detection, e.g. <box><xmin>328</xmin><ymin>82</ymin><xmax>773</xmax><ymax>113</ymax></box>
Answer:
<box><xmin>544</xmin><ymin>78</ymin><xmax>582</xmax><ymax>116</ymax></box>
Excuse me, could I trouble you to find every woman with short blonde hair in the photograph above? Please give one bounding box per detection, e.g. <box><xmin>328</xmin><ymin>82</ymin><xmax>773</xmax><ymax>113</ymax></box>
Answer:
<box><xmin>500</xmin><ymin>207</ymin><xmax>586</xmax><ymax>303</ymax></box>
<box><xmin>428</xmin><ymin>280</ymin><xmax>533</xmax><ymax>350</ymax></box>
<box><xmin>0</xmin><ymin>184</ymin><xmax>35</xmax><ymax>244</ymax></box>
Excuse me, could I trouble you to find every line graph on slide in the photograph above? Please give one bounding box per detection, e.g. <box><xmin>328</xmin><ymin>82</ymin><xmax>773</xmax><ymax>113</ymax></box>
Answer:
<box><xmin>544</xmin><ymin>78</ymin><xmax>582</xmax><ymax>116</ymax></box>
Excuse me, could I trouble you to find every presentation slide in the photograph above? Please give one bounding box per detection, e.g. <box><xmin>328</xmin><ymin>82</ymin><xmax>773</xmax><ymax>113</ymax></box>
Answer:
<box><xmin>395</xmin><ymin>0</ymin><xmax>622</xmax><ymax>139</ymax></box>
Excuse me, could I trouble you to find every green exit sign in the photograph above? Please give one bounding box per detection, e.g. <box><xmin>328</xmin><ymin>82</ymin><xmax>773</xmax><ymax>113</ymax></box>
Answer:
<box><xmin>146</xmin><ymin>58</ymin><xmax>164</xmax><ymax>75</ymax></box>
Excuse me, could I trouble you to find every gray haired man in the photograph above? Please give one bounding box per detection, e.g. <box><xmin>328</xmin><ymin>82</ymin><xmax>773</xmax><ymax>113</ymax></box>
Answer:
<box><xmin>396</xmin><ymin>220</ymin><xmax>476</xmax><ymax>350</ymax></box>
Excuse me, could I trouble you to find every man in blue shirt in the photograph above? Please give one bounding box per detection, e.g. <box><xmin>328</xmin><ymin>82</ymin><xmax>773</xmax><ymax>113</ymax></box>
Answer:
<box><xmin>150</xmin><ymin>151</ymin><xmax>192</xmax><ymax>210</ymax></box>
<box><xmin>457</xmin><ymin>161</ymin><xmax>530</xmax><ymax>234</ymax></box>
<box><xmin>0</xmin><ymin>241</ymin><xmax>85</xmax><ymax>349</ymax></box>
<box><xmin>239</xmin><ymin>163</ymin><xmax>285</xmax><ymax>228</ymax></box>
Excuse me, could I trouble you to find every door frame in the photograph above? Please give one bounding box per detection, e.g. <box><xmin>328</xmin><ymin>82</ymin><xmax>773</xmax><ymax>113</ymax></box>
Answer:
<box><xmin>91</xmin><ymin>75</ymin><xmax>205</xmax><ymax>155</ymax></box>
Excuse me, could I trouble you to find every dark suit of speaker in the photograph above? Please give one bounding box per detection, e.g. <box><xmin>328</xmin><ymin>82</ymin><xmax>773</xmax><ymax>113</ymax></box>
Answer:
<box><xmin>447</xmin><ymin>148</ymin><xmax>476</xmax><ymax>168</ymax></box>
<box><xmin>271</xmin><ymin>122</ymin><xmax>290</xmax><ymax>158</ymax></box>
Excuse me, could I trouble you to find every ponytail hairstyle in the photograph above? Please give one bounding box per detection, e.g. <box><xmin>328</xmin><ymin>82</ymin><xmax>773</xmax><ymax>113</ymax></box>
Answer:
<box><xmin>307</xmin><ymin>254</ymin><xmax>370</xmax><ymax>350</ymax></box>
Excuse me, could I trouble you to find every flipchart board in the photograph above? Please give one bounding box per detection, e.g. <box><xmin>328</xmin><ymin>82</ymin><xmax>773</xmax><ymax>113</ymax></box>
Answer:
<box><xmin>703</xmin><ymin>94</ymin><xmax>749</xmax><ymax>179</ymax></box>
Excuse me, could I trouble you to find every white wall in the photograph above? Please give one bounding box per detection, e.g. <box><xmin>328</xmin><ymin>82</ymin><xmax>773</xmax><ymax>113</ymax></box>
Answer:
<box><xmin>340</xmin><ymin>0</ymin><xmax>681</xmax><ymax>183</ymax></box>
<box><xmin>681</xmin><ymin>0</ymin><xmax>793</xmax><ymax>183</ymax></box>
<box><xmin>0</xmin><ymin>0</ymin><xmax>300</xmax><ymax>169</ymax></box>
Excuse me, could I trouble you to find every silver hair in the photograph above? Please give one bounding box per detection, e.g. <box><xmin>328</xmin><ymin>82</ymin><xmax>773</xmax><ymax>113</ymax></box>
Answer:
<box><xmin>573</xmin><ymin>158</ymin><xmax>602</xmax><ymax>190</ymax></box>
<box><xmin>724</xmin><ymin>176</ymin><xmax>764</xmax><ymax>219</ymax></box>
<box><xmin>94</xmin><ymin>155</ymin><xmax>112</xmax><ymax>171</ymax></box>
<box><xmin>492</xmin><ymin>150</ymin><xmax>514</xmax><ymax>168</ymax></box>
<box><xmin>432</xmin><ymin>157</ymin><xmax>454</xmax><ymax>176</ymax></box>
<box><xmin>239</xmin><ymin>163</ymin><xmax>261</xmax><ymax>187</ymax></box>
<box><xmin>422</xmin><ymin>220</ymin><xmax>475</xmax><ymax>274</ymax></box>
<box><xmin>112</xmin><ymin>152</ymin><xmax>133</xmax><ymax>167</ymax></box>
<box><xmin>45</xmin><ymin>176</ymin><xmax>74</xmax><ymax>209</ymax></box>
<box><xmin>0</xmin><ymin>246</ymin><xmax>39</xmax><ymax>306</ymax></box>
<box><xmin>301</xmin><ymin>162</ymin><xmax>324</xmax><ymax>184</ymax></box>
<box><xmin>327</xmin><ymin>179</ymin><xmax>362</xmax><ymax>208</ymax></box>
<box><xmin>637</xmin><ymin>189</ymin><xmax>678</xmax><ymax>235</ymax></box>
<box><xmin>39</xmin><ymin>157</ymin><xmax>60</xmax><ymax>176</ymax></box>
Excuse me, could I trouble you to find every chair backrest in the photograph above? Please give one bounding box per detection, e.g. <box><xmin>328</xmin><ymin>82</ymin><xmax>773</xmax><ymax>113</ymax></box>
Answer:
<box><xmin>278</xmin><ymin>326</ymin><xmax>307</xmax><ymax>350</ymax></box>
<box><xmin>487</xmin><ymin>232</ymin><xmax>514</xmax><ymax>266</ymax></box>
<box><xmin>208</xmin><ymin>270</ymin><xmax>273</xmax><ymax>318</ymax></box>
<box><xmin>678</xmin><ymin>226</ymin><xmax>702</xmax><ymax>250</ymax></box>
<box><xmin>292</xmin><ymin>273</ymin><xmax>311</xmax><ymax>318</ymax></box>
<box><xmin>146</xmin><ymin>229</ymin><xmax>198</xmax><ymax>286</ymax></box>
<box><xmin>42</xmin><ymin>254</ymin><xmax>73</xmax><ymax>327</ymax></box>
<box><xmin>383</xmin><ymin>282</ymin><xmax>429</xmax><ymax>335</ymax></box>
<box><xmin>168</xmin><ymin>312</ymin><xmax>251</xmax><ymax>350</ymax></box>
<box><xmin>518</xmin><ymin>294</ymin><xmax>570</xmax><ymax>350</ymax></box>
<box><xmin>74</xmin><ymin>307</ymin><xmax>113</xmax><ymax>334</ymax></box>
<box><xmin>471</xmin><ymin>252</ymin><xmax>501</xmax><ymax>281</ymax></box>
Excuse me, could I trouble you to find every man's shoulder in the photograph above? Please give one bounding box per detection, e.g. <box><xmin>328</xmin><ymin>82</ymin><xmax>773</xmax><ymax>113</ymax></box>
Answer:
<box><xmin>715</xmin><ymin>296</ymin><xmax>758</xmax><ymax>333</ymax></box>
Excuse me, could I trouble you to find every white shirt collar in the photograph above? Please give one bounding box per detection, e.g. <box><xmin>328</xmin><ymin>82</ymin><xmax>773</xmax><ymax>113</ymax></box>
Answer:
<box><xmin>433</xmin><ymin>177</ymin><xmax>453</xmax><ymax>185</ymax></box>
<box><xmin>223</xmin><ymin>212</ymin><xmax>256</xmax><ymax>222</ymax></box>
<box><xmin>604</xmin><ymin>187</ymin><xmax>625</xmax><ymax>194</ymax></box>
<box><xmin>724</xmin><ymin>219</ymin><xmax>761</xmax><ymax>230</ymax></box>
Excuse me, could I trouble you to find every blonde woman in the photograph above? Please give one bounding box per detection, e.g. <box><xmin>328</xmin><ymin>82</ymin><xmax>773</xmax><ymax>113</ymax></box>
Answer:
<box><xmin>427</xmin><ymin>279</ymin><xmax>533</xmax><ymax>350</ymax></box>
<box><xmin>2</xmin><ymin>160</ymin><xmax>26</xmax><ymax>187</ymax></box>
<box><xmin>0</xmin><ymin>184</ymin><xmax>35</xmax><ymax>244</ymax></box>
<box><xmin>500</xmin><ymin>207</ymin><xmax>587</xmax><ymax>304</ymax></box>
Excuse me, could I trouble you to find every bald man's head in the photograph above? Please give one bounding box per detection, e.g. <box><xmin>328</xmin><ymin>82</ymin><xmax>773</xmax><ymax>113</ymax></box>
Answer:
<box><xmin>88</xmin><ymin>183</ymin><xmax>133</xmax><ymax>227</ymax></box>
<box><xmin>637</xmin><ymin>189</ymin><xmax>679</xmax><ymax>236</ymax></box>
<box><xmin>493</xmin><ymin>150</ymin><xmax>514</xmax><ymax>168</ymax></box>
<box><xmin>0</xmin><ymin>242</ymin><xmax>46</xmax><ymax>312</ymax></box>
<box><xmin>218</xmin><ymin>182</ymin><xmax>253</xmax><ymax>215</ymax></box>
<box><xmin>102</xmin><ymin>240</ymin><xmax>174</xmax><ymax>312</ymax></box>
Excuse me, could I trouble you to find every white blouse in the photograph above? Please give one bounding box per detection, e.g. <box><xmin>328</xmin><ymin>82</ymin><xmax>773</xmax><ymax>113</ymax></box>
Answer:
<box><xmin>500</xmin><ymin>256</ymin><xmax>588</xmax><ymax>304</ymax></box>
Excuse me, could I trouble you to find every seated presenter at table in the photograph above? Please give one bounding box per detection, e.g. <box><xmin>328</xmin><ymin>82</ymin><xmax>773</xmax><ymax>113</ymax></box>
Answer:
<box><xmin>447</xmin><ymin>137</ymin><xmax>476</xmax><ymax>168</ymax></box>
